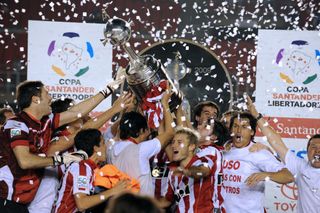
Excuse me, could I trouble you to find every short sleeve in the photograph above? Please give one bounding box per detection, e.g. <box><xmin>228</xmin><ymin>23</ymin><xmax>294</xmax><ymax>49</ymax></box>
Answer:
<box><xmin>139</xmin><ymin>138</ymin><xmax>161</xmax><ymax>160</ymax></box>
<box><xmin>196</xmin><ymin>147</ymin><xmax>219</xmax><ymax>171</ymax></box>
<box><xmin>138</xmin><ymin>138</ymin><xmax>161</xmax><ymax>174</ymax></box>
<box><xmin>192</xmin><ymin>155</ymin><xmax>215</xmax><ymax>171</ymax></box>
<box><xmin>254</xmin><ymin>150</ymin><xmax>284</xmax><ymax>172</ymax></box>
<box><xmin>4</xmin><ymin>120</ymin><xmax>30</xmax><ymax>148</ymax></box>
<box><xmin>285</xmin><ymin>150</ymin><xmax>307</xmax><ymax>176</ymax></box>
<box><xmin>72</xmin><ymin>164</ymin><xmax>92</xmax><ymax>195</ymax></box>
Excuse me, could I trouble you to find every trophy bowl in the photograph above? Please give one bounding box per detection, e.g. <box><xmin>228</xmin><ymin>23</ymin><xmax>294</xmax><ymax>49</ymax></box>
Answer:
<box><xmin>104</xmin><ymin>18</ymin><xmax>131</xmax><ymax>46</ymax></box>
<box><xmin>104</xmin><ymin>16</ymin><xmax>182</xmax><ymax>127</ymax></box>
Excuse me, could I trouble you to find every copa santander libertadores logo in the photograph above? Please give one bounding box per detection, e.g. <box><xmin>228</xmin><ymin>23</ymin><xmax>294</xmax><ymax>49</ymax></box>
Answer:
<box><xmin>275</xmin><ymin>40</ymin><xmax>320</xmax><ymax>85</ymax></box>
<box><xmin>47</xmin><ymin>32</ymin><xmax>94</xmax><ymax>77</ymax></box>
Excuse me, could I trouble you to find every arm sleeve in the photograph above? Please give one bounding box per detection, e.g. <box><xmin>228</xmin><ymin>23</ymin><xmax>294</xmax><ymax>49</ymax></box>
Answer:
<box><xmin>193</xmin><ymin>155</ymin><xmax>215</xmax><ymax>170</ymax></box>
<box><xmin>4</xmin><ymin>120</ymin><xmax>30</xmax><ymax>148</ymax></box>
<box><xmin>254</xmin><ymin>150</ymin><xmax>285</xmax><ymax>172</ymax></box>
<box><xmin>195</xmin><ymin>147</ymin><xmax>218</xmax><ymax>171</ymax></box>
<box><xmin>72</xmin><ymin>164</ymin><xmax>92</xmax><ymax>195</ymax></box>
<box><xmin>284</xmin><ymin>150</ymin><xmax>306</xmax><ymax>176</ymax></box>
<box><xmin>139</xmin><ymin>138</ymin><xmax>161</xmax><ymax>159</ymax></box>
<box><xmin>139</xmin><ymin>138</ymin><xmax>161</xmax><ymax>174</ymax></box>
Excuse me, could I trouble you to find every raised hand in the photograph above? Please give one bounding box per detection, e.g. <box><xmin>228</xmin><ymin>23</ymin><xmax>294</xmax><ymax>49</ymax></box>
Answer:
<box><xmin>161</xmin><ymin>81</ymin><xmax>173</xmax><ymax>106</ymax></box>
<box><xmin>245</xmin><ymin>95</ymin><xmax>259</xmax><ymax>118</ymax></box>
<box><xmin>112</xmin><ymin>91</ymin><xmax>134</xmax><ymax>111</ymax></box>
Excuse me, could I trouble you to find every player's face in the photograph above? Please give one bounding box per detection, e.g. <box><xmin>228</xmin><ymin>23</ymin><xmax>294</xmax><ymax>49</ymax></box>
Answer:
<box><xmin>308</xmin><ymin>138</ymin><xmax>320</xmax><ymax>168</ymax></box>
<box><xmin>171</xmin><ymin>133</ymin><xmax>194</xmax><ymax>162</ymax></box>
<box><xmin>231</xmin><ymin>118</ymin><xmax>253</xmax><ymax>148</ymax></box>
<box><xmin>39</xmin><ymin>87</ymin><xmax>52</xmax><ymax>115</ymax></box>
<box><xmin>196</xmin><ymin>106</ymin><xmax>217</xmax><ymax>125</ymax></box>
<box><xmin>197</xmin><ymin>119</ymin><xmax>216</xmax><ymax>143</ymax></box>
<box><xmin>96</xmin><ymin>136</ymin><xmax>107</xmax><ymax>162</ymax></box>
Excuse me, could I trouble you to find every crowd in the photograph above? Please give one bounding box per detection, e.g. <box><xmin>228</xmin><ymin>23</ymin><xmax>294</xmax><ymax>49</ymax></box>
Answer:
<box><xmin>0</xmin><ymin>79</ymin><xmax>319</xmax><ymax>213</ymax></box>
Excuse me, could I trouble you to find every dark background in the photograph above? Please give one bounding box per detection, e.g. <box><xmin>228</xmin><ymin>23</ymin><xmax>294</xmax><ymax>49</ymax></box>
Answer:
<box><xmin>1</xmin><ymin>0</ymin><xmax>319</xmax><ymax>112</ymax></box>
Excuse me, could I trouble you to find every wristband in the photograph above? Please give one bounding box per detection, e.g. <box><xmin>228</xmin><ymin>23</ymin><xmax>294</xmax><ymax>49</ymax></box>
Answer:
<box><xmin>99</xmin><ymin>85</ymin><xmax>113</xmax><ymax>98</ymax></box>
<box><xmin>256</xmin><ymin>113</ymin><xmax>263</xmax><ymax>121</ymax></box>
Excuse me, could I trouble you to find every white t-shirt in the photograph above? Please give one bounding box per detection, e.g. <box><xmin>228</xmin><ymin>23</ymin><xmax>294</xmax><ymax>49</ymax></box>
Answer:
<box><xmin>109</xmin><ymin>138</ymin><xmax>161</xmax><ymax>196</ymax></box>
<box><xmin>285</xmin><ymin>151</ymin><xmax>320</xmax><ymax>213</ymax></box>
<box><xmin>28</xmin><ymin>167</ymin><xmax>59</xmax><ymax>213</ymax></box>
<box><xmin>223</xmin><ymin>142</ymin><xmax>284</xmax><ymax>213</ymax></box>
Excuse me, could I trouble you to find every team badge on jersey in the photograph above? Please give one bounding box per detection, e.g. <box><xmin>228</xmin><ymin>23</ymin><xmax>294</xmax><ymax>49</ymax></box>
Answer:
<box><xmin>152</xmin><ymin>167</ymin><xmax>160</xmax><ymax>177</ymax></box>
<box><xmin>174</xmin><ymin>185</ymin><xmax>190</xmax><ymax>203</ymax></box>
<box><xmin>77</xmin><ymin>176</ymin><xmax>88</xmax><ymax>190</ymax></box>
<box><xmin>10</xmin><ymin>129</ymin><xmax>21</xmax><ymax>138</ymax></box>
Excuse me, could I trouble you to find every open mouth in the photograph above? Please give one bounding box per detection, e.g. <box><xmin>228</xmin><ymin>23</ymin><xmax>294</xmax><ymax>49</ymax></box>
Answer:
<box><xmin>311</xmin><ymin>155</ymin><xmax>320</xmax><ymax>164</ymax></box>
<box><xmin>235</xmin><ymin>135</ymin><xmax>242</xmax><ymax>142</ymax></box>
<box><xmin>173</xmin><ymin>150</ymin><xmax>179</xmax><ymax>155</ymax></box>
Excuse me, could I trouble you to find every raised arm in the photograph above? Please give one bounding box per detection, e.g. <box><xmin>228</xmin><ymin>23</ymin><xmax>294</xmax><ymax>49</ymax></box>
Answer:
<box><xmin>59</xmin><ymin>79</ymin><xmax>123</xmax><ymax>127</ymax></box>
<box><xmin>246</xmin><ymin>96</ymin><xmax>289</xmax><ymax>162</ymax></box>
<box><xmin>175</xmin><ymin>103</ymin><xmax>192</xmax><ymax>128</ymax></box>
<box><xmin>47</xmin><ymin>93</ymin><xmax>134</xmax><ymax>155</ymax></box>
<box><xmin>82</xmin><ymin>92</ymin><xmax>134</xmax><ymax>129</ymax></box>
<box><xmin>156</xmin><ymin>86</ymin><xmax>175</xmax><ymax>149</ymax></box>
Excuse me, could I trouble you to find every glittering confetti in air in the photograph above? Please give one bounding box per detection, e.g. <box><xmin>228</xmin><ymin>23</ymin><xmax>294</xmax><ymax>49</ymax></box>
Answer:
<box><xmin>1</xmin><ymin>0</ymin><xmax>320</xmax><ymax>188</ymax></box>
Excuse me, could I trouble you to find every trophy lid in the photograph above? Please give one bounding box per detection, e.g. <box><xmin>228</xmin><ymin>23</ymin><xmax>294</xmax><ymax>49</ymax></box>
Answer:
<box><xmin>104</xmin><ymin>18</ymin><xmax>131</xmax><ymax>46</ymax></box>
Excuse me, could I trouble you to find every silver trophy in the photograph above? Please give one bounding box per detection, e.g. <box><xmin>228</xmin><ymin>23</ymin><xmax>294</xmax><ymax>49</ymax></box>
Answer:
<box><xmin>103</xmin><ymin>17</ymin><xmax>182</xmax><ymax>112</ymax></box>
<box><xmin>166</xmin><ymin>51</ymin><xmax>191</xmax><ymax>121</ymax></box>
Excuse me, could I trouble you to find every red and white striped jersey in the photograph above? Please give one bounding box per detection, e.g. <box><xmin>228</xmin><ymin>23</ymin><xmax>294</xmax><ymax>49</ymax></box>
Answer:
<box><xmin>150</xmin><ymin>149</ymin><xmax>170</xmax><ymax>199</ymax></box>
<box><xmin>0</xmin><ymin>111</ymin><xmax>60</xmax><ymax>204</ymax></box>
<box><xmin>165</xmin><ymin>147</ymin><xmax>225</xmax><ymax>213</ymax></box>
<box><xmin>197</xmin><ymin>145</ymin><xmax>224</xmax><ymax>211</ymax></box>
<box><xmin>53</xmin><ymin>159</ymin><xmax>97</xmax><ymax>213</ymax></box>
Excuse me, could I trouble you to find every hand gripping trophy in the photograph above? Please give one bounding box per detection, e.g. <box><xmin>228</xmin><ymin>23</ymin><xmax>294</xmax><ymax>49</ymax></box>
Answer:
<box><xmin>102</xmin><ymin>13</ymin><xmax>182</xmax><ymax>129</ymax></box>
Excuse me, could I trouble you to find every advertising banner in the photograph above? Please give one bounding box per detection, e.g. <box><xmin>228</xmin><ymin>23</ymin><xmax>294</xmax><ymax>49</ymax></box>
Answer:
<box><xmin>256</xmin><ymin>29</ymin><xmax>320</xmax><ymax>212</ymax></box>
<box><xmin>28</xmin><ymin>20</ymin><xmax>113</xmax><ymax>111</ymax></box>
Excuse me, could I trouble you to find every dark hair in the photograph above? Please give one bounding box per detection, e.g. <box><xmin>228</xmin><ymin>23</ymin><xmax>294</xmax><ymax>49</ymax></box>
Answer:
<box><xmin>307</xmin><ymin>134</ymin><xmax>320</xmax><ymax>150</ymax></box>
<box><xmin>221</xmin><ymin>110</ymin><xmax>240</xmax><ymax>129</ymax></box>
<box><xmin>230</xmin><ymin>112</ymin><xmax>257</xmax><ymax>139</ymax></box>
<box><xmin>175</xmin><ymin>127</ymin><xmax>199</xmax><ymax>146</ymax></box>
<box><xmin>16</xmin><ymin>81</ymin><xmax>44</xmax><ymax>110</ymax></box>
<box><xmin>107</xmin><ymin>193</ymin><xmax>162</xmax><ymax>213</ymax></box>
<box><xmin>51</xmin><ymin>98</ymin><xmax>75</xmax><ymax>136</ymax></box>
<box><xmin>51</xmin><ymin>98</ymin><xmax>74</xmax><ymax>113</ymax></box>
<box><xmin>193</xmin><ymin>101</ymin><xmax>220</xmax><ymax>127</ymax></box>
<box><xmin>119</xmin><ymin>112</ymin><xmax>148</xmax><ymax>140</ymax></box>
<box><xmin>212</xmin><ymin>119</ymin><xmax>231</xmax><ymax>146</ymax></box>
<box><xmin>222</xmin><ymin>110</ymin><xmax>238</xmax><ymax>117</ymax></box>
<box><xmin>0</xmin><ymin>108</ymin><xmax>14</xmax><ymax>125</ymax></box>
<box><xmin>74</xmin><ymin>129</ymin><xmax>101</xmax><ymax>156</ymax></box>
